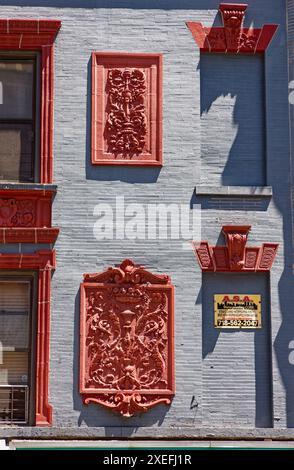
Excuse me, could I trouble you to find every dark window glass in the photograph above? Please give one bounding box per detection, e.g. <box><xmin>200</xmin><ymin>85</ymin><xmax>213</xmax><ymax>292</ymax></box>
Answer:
<box><xmin>0</xmin><ymin>60</ymin><xmax>35</xmax><ymax>182</ymax></box>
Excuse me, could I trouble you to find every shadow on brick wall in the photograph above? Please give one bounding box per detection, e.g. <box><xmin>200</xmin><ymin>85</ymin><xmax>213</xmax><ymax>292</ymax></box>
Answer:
<box><xmin>199</xmin><ymin>53</ymin><xmax>266</xmax><ymax>187</ymax></box>
<box><xmin>202</xmin><ymin>272</ymin><xmax>273</xmax><ymax>428</ymax></box>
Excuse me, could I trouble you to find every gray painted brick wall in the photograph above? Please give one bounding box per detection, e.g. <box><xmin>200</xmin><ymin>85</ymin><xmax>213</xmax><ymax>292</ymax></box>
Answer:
<box><xmin>202</xmin><ymin>273</ymin><xmax>272</xmax><ymax>428</ymax></box>
<box><xmin>200</xmin><ymin>54</ymin><xmax>266</xmax><ymax>186</ymax></box>
<box><xmin>0</xmin><ymin>0</ymin><xmax>292</xmax><ymax>436</ymax></box>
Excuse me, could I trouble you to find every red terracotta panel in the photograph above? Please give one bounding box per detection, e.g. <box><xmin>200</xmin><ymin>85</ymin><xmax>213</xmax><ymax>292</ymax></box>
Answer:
<box><xmin>255</xmin><ymin>25</ymin><xmax>279</xmax><ymax>53</ymax></box>
<box><xmin>187</xmin><ymin>3</ymin><xmax>278</xmax><ymax>54</ymax></box>
<box><xmin>40</xmin><ymin>45</ymin><xmax>54</xmax><ymax>183</ymax></box>
<box><xmin>194</xmin><ymin>241</ymin><xmax>214</xmax><ymax>271</ymax></box>
<box><xmin>9</xmin><ymin>19</ymin><xmax>39</xmax><ymax>34</ymax></box>
<box><xmin>186</xmin><ymin>22</ymin><xmax>209</xmax><ymax>51</ymax></box>
<box><xmin>0</xmin><ymin>19</ymin><xmax>8</xmax><ymax>33</ymax></box>
<box><xmin>0</xmin><ymin>35</ymin><xmax>20</xmax><ymax>48</ymax></box>
<box><xmin>91</xmin><ymin>52</ymin><xmax>162</xmax><ymax>166</ymax></box>
<box><xmin>195</xmin><ymin>226</ymin><xmax>278</xmax><ymax>273</ymax></box>
<box><xmin>1</xmin><ymin>228</ymin><xmax>59</xmax><ymax>244</ymax></box>
<box><xmin>0</xmin><ymin>189</ymin><xmax>58</xmax><ymax>243</ymax></box>
<box><xmin>244</xmin><ymin>247</ymin><xmax>260</xmax><ymax>271</ymax></box>
<box><xmin>257</xmin><ymin>243</ymin><xmax>279</xmax><ymax>271</ymax></box>
<box><xmin>213</xmin><ymin>246</ymin><xmax>230</xmax><ymax>271</ymax></box>
<box><xmin>80</xmin><ymin>259</ymin><xmax>174</xmax><ymax>417</ymax></box>
<box><xmin>222</xmin><ymin>225</ymin><xmax>251</xmax><ymax>271</ymax></box>
<box><xmin>205</xmin><ymin>27</ymin><xmax>227</xmax><ymax>53</ymax></box>
<box><xmin>36</xmin><ymin>228</ymin><xmax>59</xmax><ymax>243</ymax></box>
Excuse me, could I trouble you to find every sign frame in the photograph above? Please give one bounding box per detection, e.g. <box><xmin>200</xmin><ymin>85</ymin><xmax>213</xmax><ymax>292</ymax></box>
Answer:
<box><xmin>214</xmin><ymin>294</ymin><xmax>262</xmax><ymax>329</ymax></box>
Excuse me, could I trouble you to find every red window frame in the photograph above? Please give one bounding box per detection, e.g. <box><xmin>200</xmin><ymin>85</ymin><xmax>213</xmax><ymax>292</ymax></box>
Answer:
<box><xmin>0</xmin><ymin>250</ymin><xmax>56</xmax><ymax>426</ymax></box>
<box><xmin>0</xmin><ymin>19</ymin><xmax>61</xmax><ymax>183</ymax></box>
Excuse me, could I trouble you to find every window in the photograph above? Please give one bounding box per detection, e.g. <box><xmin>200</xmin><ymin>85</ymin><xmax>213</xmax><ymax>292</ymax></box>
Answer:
<box><xmin>0</xmin><ymin>250</ymin><xmax>55</xmax><ymax>427</ymax></box>
<box><xmin>0</xmin><ymin>276</ymin><xmax>36</xmax><ymax>425</ymax></box>
<box><xmin>0</xmin><ymin>19</ymin><xmax>61</xmax><ymax>183</ymax></box>
<box><xmin>0</xmin><ymin>57</ymin><xmax>37</xmax><ymax>182</ymax></box>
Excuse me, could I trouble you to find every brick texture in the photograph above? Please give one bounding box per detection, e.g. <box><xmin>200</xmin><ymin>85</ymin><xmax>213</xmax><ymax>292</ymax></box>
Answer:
<box><xmin>0</xmin><ymin>0</ymin><xmax>291</xmax><ymax>435</ymax></box>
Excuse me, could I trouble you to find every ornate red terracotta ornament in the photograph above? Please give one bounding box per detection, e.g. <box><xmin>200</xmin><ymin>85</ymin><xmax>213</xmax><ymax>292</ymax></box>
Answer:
<box><xmin>107</xmin><ymin>68</ymin><xmax>147</xmax><ymax>155</ymax></box>
<box><xmin>194</xmin><ymin>225</ymin><xmax>278</xmax><ymax>272</ymax></box>
<box><xmin>80</xmin><ymin>259</ymin><xmax>174</xmax><ymax>417</ymax></box>
<box><xmin>0</xmin><ymin>250</ymin><xmax>55</xmax><ymax>425</ymax></box>
<box><xmin>91</xmin><ymin>52</ymin><xmax>162</xmax><ymax>166</ymax></box>
<box><xmin>0</xmin><ymin>19</ymin><xmax>61</xmax><ymax>183</ymax></box>
<box><xmin>0</xmin><ymin>188</ymin><xmax>58</xmax><ymax>243</ymax></box>
<box><xmin>187</xmin><ymin>3</ymin><xmax>278</xmax><ymax>54</ymax></box>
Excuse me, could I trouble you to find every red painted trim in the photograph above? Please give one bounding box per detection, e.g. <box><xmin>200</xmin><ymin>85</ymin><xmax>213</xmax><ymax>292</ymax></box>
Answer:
<box><xmin>219</xmin><ymin>3</ymin><xmax>248</xmax><ymax>11</ymax></box>
<box><xmin>0</xmin><ymin>19</ymin><xmax>61</xmax><ymax>183</ymax></box>
<box><xmin>194</xmin><ymin>226</ymin><xmax>278</xmax><ymax>272</ymax></box>
<box><xmin>0</xmin><ymin>188</ymin><xmax>58</xmax><ymax>243</ymax></box>
<box><xmin>255</xmin><ymin>25</ymin><xmax>279</xmax><ymax>53</ymax></box>
<box><xmin>187</xmin><ymin>4</ymin><xmax>278</xmax><ymax>54</ymax></box>
<box><xmin>80</xmin><ymin>260</ymin><xmax>174</xmax><ymax>417</ymax></box>
<box><xmin>0</xmin><ymin>228</ymin><xmax>59</xmax><ymax>244</ymax></box>
<box><xmin>40</xmin><ymin>45</ymin><xmax>54</xmax><ymax>184</ymax></box>
<box><xmin>0</xmin><ymin>250</ymin><xmax>55</xmax><ymax>426</ymax></box>
<box><xmin>91</xmin><ymin>52</ymin><xmax>163</xmax><ymax>166</ymax></box>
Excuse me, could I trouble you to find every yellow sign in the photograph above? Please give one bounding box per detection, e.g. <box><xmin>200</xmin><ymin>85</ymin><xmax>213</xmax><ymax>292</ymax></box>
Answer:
<box><xmin>214</xmin><ymin>294</ymin><xmax>261</xmax><ymax>329</ymax></box>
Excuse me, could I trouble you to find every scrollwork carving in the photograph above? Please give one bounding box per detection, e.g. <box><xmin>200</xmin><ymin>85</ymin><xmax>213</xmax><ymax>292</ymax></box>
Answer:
<box><xmin>223</xmin><ymin>226</ymin><xmax>250</xmax><ymax>271</ymax></box>
<box><xmin>80</xmin><ymin>260</ymin><xmax>174</xmax><ymax>417</ymax></box>
<box><xmin>0</xmin><ymin>198</ymin><xmax>35</xmax><ymax>227</ymax></box>
<box><xmin>106</xmin><ymin>68</ymin><xmax>147</xmax><ymax>158</ymax></box>
<box><xmin>187</xmin><ymin>3</ymin><xmax>278</xmax><ymax>54</ymax></box>
<box><xmin>194</xmin><ymin>226</ymin><xmax>278</xmax><ymax>272</ymax></box>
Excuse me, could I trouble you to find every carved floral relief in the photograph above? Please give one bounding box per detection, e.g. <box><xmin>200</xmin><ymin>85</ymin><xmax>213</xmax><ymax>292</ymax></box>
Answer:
<box><xmin>80</xmin><ymin>260</ymin><xmax>174</xmax><ymax>417</ymax></box>
<box><xmin>106</xmin><ymin>68</ymin><xmax>147</xmax><ymax>157</ymax></box>
<box><xmin>91</xmin><ymin>53</ymin><xmax>162</xmax><ymax>166</ymax></box>
<box><xmin>0</xmin><ymin>199</ymin><xmax>35</xmax><ymax>227</ymax></box>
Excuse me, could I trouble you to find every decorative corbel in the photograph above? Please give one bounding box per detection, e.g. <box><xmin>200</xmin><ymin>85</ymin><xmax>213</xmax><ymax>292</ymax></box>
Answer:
<box><xmin>193</xmin><ymin>225</ymin><xmax>278</xmax><ymax>272</ymax></box>
<box><xmin>187</xmin><ymin>3</ymin><xmax>278</xmax><ymax>54</ymax></box>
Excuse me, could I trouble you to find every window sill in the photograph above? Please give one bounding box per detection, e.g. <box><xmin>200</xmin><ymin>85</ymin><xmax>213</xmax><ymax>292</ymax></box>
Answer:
<box><xmin>195</xmin><ymin>186</ymin><xmax>272</xmax><ymax>197</ymax></box>
<box><xmin>0</xmin><ymin>228</ymin><xmax>59</xmax><ymax>244</ymax></box>
<box><xmin>0</xmin><ymin>183</ymin><xmax>57</xmax><ymax>192</ymax></box>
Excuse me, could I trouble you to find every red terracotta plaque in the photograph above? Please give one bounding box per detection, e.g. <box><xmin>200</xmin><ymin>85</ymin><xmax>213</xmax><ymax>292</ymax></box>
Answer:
<box><xmin>80</xmin><ymin>260</ymin><xmax>174</xmax><ymax>417</ymax></box>
<box><xmin>187</xmin><ymin>3</ymin><xmax>278</xmax><ymax>54</ymax></box>
<box><xmin>0</xmin><ymin>188</ymin><xmax>59</xmax><ymax>243</ymax></box>
<box><xmin>91</xmin><ymin>52</ymin><xmax>162</xmax><ymax>166</ymax></box>
<box><xmin>194</xmin><ymin>225</ymin><xmax>278</xmax><ymax>272</ymax></box>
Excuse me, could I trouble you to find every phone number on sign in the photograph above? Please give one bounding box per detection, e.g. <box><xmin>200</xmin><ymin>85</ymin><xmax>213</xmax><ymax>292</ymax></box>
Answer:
<box><xmin>216</xmin><ymin>319</ymin><xmax>259</xmax><ymax>327</ymax></box>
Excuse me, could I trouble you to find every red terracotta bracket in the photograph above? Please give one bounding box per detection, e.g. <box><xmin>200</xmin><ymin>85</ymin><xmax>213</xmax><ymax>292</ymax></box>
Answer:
<box><xmin>0</xmin><ymin>189</ymin><xmax>59</xmax><ymax>243</ymax></box>
<box><xmin>80</xmin><ymin>259</ymin><xmax>174</xmax><ymax>417</ymax></box>
<box><xmin>193</xmin><ymin>225</ymin><xmax>278</xmax><ymax>272</ymax></box>
<box><xmin>187</xmin><ymin>3</ymin><xmax>278</xmax><ymax>54</ymax></box>
<box><xmin>0</xmin><ymin>250</ymin><xmax>55</xmax><ymax>425</ymax></box>
<box><xmin>0</xmin><ymin>19</ymin><xmax>61</xmax><ymax>183</ymax></box>
<box><xmin>91</xmin><ymin>52</ymin><xmax>163</xmax><ymax>166</ymax></box>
